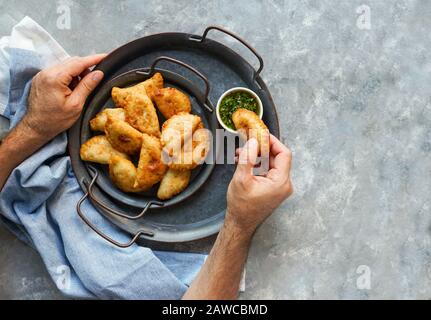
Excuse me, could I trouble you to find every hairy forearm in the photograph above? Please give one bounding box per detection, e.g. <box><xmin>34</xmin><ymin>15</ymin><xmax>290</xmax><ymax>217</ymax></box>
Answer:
<box><xmin>0</xmin><ymin>119</ymin><xmax>47</xmax><ymax>190</ymax></box>
<box><xmin>183</xmin><ymin>217</ymin><xmax>254</xmax><ymax>300</ymax></box>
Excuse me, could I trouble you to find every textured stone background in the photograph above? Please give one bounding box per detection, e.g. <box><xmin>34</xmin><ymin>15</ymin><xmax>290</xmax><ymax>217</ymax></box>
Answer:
<box><xmin>1</xmin><ymin>0</ymin><xmax>430</xmax><ymax>299</ymax></box>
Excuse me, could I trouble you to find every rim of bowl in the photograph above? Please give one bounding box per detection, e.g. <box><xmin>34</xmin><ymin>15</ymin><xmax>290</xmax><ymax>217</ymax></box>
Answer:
<box><xmin>216</xmin><ymin>87</ymin><xmax>263</xmax><ymax>134</ymax></box>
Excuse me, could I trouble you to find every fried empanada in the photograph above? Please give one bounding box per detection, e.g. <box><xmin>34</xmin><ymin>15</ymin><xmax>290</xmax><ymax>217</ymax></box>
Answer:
<box><xmin>111</xmin><ymin>72</ymin><xmax>164</xmax><ymax>107</ymax></box>
<box><xmin>80</xmin><ymin>135</ymin><xmax>128</xmax><ymax>164</ymax></box>
<box><xmin>123</xmin><ymin>92</ymin><xmax>160</xmax><ymax>137</ymax></box>
<box><xmin>157</xmin><ymin>169</ymin><xmax>191</xmax><ymax>200</ymax></box>
<box><xmin>161</xmin><ymin>112</ymin><xmax>202</xmax><ymax>157</ymax></box>
<box><xmin>90</xmin><ymin>108</ymin><xmax>126</xmax><ymax>132</ymax></box>
<box><xmin>109</xmin><ymin>155</ymin><xmax>149</xmax><ymax>193</ymax></box>
<box><xmin>154</xmin><ymin>87</ymin><xmax>192</xmax><ymax>119</ymax></box>
<box><xmin>104</xmin><ymin>116</ymin><xmax>143</xmax><ymax>155</ymax></box>
<box><xmin>142</xmin><ymin>72</ymin><xmax>164</xmax><ymax>101</ymax></box>
<box><xmin>232</xmin><ymin>108</ymin><xmax>270</xmax><ymax>157</ymax></box>
<box><xmin>168</xmin><ymin>124</ymin><xmax>211</xmax><ymax>171</ymax></box>
<box><xmin>135</xmin><ymin>133</ymin><xmax>167</xmax><ymax>189</ymax></box>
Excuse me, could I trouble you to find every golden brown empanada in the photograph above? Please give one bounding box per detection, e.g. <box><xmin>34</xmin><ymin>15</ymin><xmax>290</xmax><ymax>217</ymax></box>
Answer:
<box><xmin>108</xmin><ymin>155</ymin><xmax>149</xmax><ymax>193</ymax></box>
<box><xmin>104</xmin><ymin>116</ymin><xmax>143</xmax><ymax>155</ymax></box>
<box><xmin>90</xmin><ymin>108</ymin><xmax>126</xmax><ymax>132</ymax></box>
<box><xmin>80</xmin><ymin>135</ymin><xmax>128</xmax><ymax>164</ymax></box>
<box><xmin>135</xmin><ymin>133</ymin><xmax>167</xmax><ymax>189</ymax></box>
<box><xmin>161</xmin><ymin>112</ymin><xmax>202</xmax><ymax>157</ymax></box>
<box><xmin>123</xmin><ymin>92</ymin><xmax>160</xmax><ymax>137</ymax></box>
<box><xmin>153</xmin><ymin>87</ymin><xmax>192</xmax><ymax>119</ymax></box>
<box><xmin>232</xmin><ymin>108</ymin><xmax>270</xmax><ymax>157</ymax></box>
<box><xmin>111</xmin><ymin>72</ymin><xmax>164</xmax><ymax>107</ymax></box>
<box><xmin>142</xmin><ymin>72</ymin><xmax>164</xmax><ymax>101</ymax></box>
<box><xmin>167</xmin><ymin>123</ymin><xmax>210</xmax><ymax>171</ymax></box>
<box><xmin>157</xmin><ymin>169</ymin><xmax>191</xmax><ymax>200</ymax></box>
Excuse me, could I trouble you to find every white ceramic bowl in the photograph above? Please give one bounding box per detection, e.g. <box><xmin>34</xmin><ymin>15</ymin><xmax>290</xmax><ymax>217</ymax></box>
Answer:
<box><xmin>216</xmin><ymin>87</ymin><xmax>263</xmax><ymax>134</ymax></box>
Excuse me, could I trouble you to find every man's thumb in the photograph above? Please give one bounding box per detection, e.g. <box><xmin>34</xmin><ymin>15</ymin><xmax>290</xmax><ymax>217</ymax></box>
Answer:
<box><xmin>237</xmin><ymin>138</ymin><xmax>259</xmax><ymax>174</ymax></box>
<box><xmin>70</xmin><ymin>70</ymin><xmax>104</xmax><ymax>105</ymax></box>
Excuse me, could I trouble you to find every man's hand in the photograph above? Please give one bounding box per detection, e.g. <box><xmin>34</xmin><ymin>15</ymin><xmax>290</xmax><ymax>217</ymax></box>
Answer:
<box><xmin>23</xmin><ymin>54</ymin><xmax>106</xmax><ymax>142</ymax></box>
<box><xmin>0</xmin><ymin>54</ymin><xmax>106</xmax><ymax>190</ymax></box>
<box><xmin>184</xmin><ymin>134</ymin><xmax>293</xmax><ymax>300</ymax></box>
<box><xmin>226</xmin><ymin>134</ymin><xmax>293</xmax><ymax>236</ymax></box>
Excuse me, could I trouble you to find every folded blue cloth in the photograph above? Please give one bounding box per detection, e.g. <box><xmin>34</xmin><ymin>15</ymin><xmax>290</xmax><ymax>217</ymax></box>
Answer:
<box><xmin>0</xmin><ymin>48</ymin><xmax>206</xmax><ymax>299</ymax></box>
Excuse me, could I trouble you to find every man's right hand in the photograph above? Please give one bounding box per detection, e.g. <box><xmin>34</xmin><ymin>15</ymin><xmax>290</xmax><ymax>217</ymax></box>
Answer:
<box><xmin>226</xmin><ymin>135</ymin><xmax>293</xmax><ymax>236</ymax></box>
<box><xmin>184</xmin><ymin>134</ymin><xmax>293</xmax><ymax>300</ymax></box>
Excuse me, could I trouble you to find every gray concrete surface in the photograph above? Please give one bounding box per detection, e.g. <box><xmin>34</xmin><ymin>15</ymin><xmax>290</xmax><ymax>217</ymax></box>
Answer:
<box><xmin>1</xmin><ymin>0</ymin><xmax>431</xmax><ymax>299</ymax></box>
<box><xmin>0</xmin><ymin>223</ymin><xmax>65</xmax><ymax>300</ymax></box>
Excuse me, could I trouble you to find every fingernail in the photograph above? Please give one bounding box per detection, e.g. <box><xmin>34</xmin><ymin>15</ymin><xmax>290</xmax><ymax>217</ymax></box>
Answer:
<box><xmin>91</xmin><ymin>71</ymin><xmax>104</xmax><ymax>82</ymax></box>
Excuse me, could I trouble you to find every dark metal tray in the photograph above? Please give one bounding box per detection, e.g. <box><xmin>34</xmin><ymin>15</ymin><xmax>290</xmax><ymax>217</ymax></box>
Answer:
<box><xmin>68</xmin><ymin>26</ymin><xmax>280</xmax><ymax>244</ymax></box>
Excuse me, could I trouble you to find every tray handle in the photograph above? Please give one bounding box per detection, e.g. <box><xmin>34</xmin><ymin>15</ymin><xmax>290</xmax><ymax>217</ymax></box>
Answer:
<box><xmin>189</xmin><ymin>25</ymin><xmax>264</xmax><ymax>80</ymax></box>
<box><xmin>76</xmin><ymin>166</ymin><xmax>162</xmax><ymax>248</ymax></box>
<box><xmin>137</xmin><ymin>56</ymin><xmax>213</xmax><ymax>113</ymax></box>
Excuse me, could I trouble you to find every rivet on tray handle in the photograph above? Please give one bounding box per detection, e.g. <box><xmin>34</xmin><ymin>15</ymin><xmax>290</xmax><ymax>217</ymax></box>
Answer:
<box><xmin>76</xmin><ymin>166</ymin><xmax>162</xmax><ymax>248</ymax></box>
<box><xmin>189</xmin><ymin>25</ymin><xmax>264</xmax><ymax>80</ymax></box>
<box><xmin>137</xmin><ymin>56</ymin><xmax>213</xmax><ymax>113</ymax></box>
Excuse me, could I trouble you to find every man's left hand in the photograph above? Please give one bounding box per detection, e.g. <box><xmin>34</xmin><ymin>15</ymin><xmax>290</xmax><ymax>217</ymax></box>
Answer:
<box><xmin>0</xmin><ymin>54</ymin><xmax>107</xmax><ymax>190</ymax></box>
<box><xmin>23</xmin><ymin>54</ymin><xmax>106</xmax><ymax>142</ymax></box>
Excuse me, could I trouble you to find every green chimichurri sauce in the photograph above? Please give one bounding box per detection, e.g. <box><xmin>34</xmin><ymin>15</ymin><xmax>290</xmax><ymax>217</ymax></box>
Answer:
<box><xmin>219</xmin><ymin>91</ymin><xmax>259</xmax><ymax>130</ymax></box>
